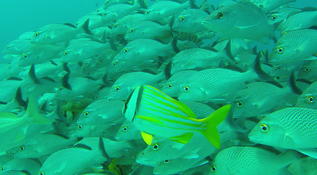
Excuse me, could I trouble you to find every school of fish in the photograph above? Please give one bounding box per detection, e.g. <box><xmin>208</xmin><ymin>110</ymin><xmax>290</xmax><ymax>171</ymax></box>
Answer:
<box><xmin>0</xmin><ymin>0</ymin><xmax>317</xmax><ymax>174</ymax></box>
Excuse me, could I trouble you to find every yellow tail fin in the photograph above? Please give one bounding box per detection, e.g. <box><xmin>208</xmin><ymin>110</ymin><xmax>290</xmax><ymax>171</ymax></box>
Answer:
<box><xmin>200</xmin><ymin>104</ymin><xmax>231</xmax><ymax>149</ymax></box>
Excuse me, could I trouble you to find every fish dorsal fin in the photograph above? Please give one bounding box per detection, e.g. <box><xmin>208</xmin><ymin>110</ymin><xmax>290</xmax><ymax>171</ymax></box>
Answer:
<box><xmin>141</xmin><ymin>131</ymin><xmax>154</xmax><ymax>145</ymax></box>
<box><xmin>169</xmin><ymin>132</ymin><xmax>194</xmax><ymax>144</ymax></box>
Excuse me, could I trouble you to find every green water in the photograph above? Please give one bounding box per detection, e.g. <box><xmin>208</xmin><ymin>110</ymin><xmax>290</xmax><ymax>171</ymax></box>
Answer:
<box><xmin>0</xmin><ymin>0</ymin><xmax>317</xmax><ymax>175</ymax></box>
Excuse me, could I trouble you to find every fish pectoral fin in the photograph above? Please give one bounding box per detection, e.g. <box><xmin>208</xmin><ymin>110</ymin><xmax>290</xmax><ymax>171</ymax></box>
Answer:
<box><xmin>297</xmin><ymin>148</ymin><xmax>317</xmax><ymax>159</ymax></box>
<box><xmin>184</xmin><ymin>153</ymin><xmax>199</xmax><ymax>159</ymax></box>
<box><xmin>304</xmin><ymin>56</ymin><xmax>317</xmax><ymax>61</ymax></box>
<box><xmin>141</xmin><ymin>131</ymin><xmax>154</xmax><ymax>145</ymax></box>
<box><xmin>169</xmin><ymin>133</ymin><xmax>194</xmax><ymax>144</ymax></box>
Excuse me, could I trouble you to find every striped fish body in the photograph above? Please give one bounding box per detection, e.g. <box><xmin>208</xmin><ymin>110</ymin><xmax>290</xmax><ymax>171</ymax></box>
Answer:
<box><xmin>249</xmin><ymin>107</ymin><xmax>317</xmax><ymax>149</ymax></box>
<box><xmin>178</xmin><ymin>68</ymin><xmax>257</xmax><ymax>103</ymax></box>
<box><xmin>124</xmin><ymin>85</ymin><xmax>231</xmax><ymax>148</ymax></box>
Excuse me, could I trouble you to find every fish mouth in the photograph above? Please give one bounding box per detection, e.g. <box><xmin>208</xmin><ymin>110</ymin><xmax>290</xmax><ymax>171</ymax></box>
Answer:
<box><xmin>247</xmin><ymin>132</ymin><xmax>261</xmax><ymax>144</ymax></box>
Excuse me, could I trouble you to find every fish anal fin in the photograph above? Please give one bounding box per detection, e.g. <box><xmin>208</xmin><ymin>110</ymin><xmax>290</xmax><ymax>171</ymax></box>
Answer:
<box><xmin>298</xmin><ymin>148</ymin><xmax>317</xmax><ymax>159</ymax></box>
<box><xmin>141</xmin><ymin>131</ymin><xmax>154</xmax><ymax>145</ymax></box>
<box><xmin>169</xmin><ymin>133</ymin><xmax>193</xmax><ymax>144</ymax></box>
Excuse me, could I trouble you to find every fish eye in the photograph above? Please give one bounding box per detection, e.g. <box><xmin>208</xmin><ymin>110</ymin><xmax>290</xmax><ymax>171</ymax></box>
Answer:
<box><xmin>236</xmin><ymin>101</ymin><xmax>243</xmax><ymax>107</ymax></box>
<box><xmin>64</xmin><ymin>51</ymin><xmax>68</xmax><ymax>56</ymax></box>
<box><xmin>128</xmin><ymin>28</ymin><xmax>135</xmax><ymax>33</ymax></box>
<box><xmin>211</xmin><ymin>165</ymin><xmax>216</xmax><ymax>172</ymax></box>
<box><xmin>83</xmin><ymin>111</ymin><xmax>89</xmax><ymax>116</ymax></box>
<box><xmin>122</xmin><ymin>126</ymin><xmax>128</xmax><ymax>132</ymax></box>
<box><xmin>39</xmin><ymin>172</ymin><xmax>45</xmax><ymax>175</ymax></box>
<box><xmin>77</xmin><ymin>124</ymin><xmax>83</xmax><ymax>129</ymax></box>
<box><xmin>276</xmin><ymin>47</ymin><xmax>284</xmax><ymax>54</ymax></box>
<box><xmin>260</xmin><ymin>123</ymin><xmax>269</xmax><ymax>133</ymax></box>
<box><xmin>167</xmin><ymin>84</ymin><xmax>172</xmax><ymax>88</ymax></box>
<box><xmin>303</xmin><ymin>67</ymin><xmax>311</xmax><ymax>72</ymax></box>
<box><xmin>22</xmin><ymin>53</ymin><xmax>28</xmax><ymax>59</ymax></box>
<box><xmin>152</xmin><ymin>144</ymin><xmax>159</xmax><ymax>151</ymax></box>
<box><xmin>306</xmin><ymin>96</ymin><xmax>314</xmax><ymax>103</ymax></box>
<box><xmin>215</xmin><ymin>12</ymin><xmax>224</xmax><ymax>19</ymax></box>
<box><xmin>164</xmin><ymin>159</ymin><xmax>169</xmax><ymax>163</ymax></box>
<box><xmin>112</xmin><ymin>60</ymin><xmax>118</xmax><ymax>65</ymax></box>
<box><xmin>274</xmin><ymin>76</ymin><xmax>280</xmax><ymax>80</ymax></box>
<box><xmin>114</xmin><ymin>86</ymin><xmax>120</xmax><ymax>91</ymax></box>
<box><xmin>20</xmin><ymin>146</ymin><xmax>25</xmax><ymax>151</ymax></box>
<box><xmin>34</xmin><ymin>32</ymin><xmax>40</xmax><ymax>37</ymax></box>
<box><xmin>123</xmin><ymin>48</ymin><xmax>129</xmax><ymax>53</ymax></box>
<box><xmin>183</xmin><ymin>86</ymin><xmax>190</xmax><ymax>92</ymax></box>
<box><xmin>271</xmin><ymin>15</ymin><xmax>277</xmax><ymax>20</ymax></box>
<box><xmin>178</xmin><ymin>16</ymin><xmax>185</xmax><ymax>22</ymax></box>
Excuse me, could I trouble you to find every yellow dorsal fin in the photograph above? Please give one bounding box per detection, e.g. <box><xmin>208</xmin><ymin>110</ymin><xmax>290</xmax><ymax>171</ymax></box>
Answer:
<box><xmin>141</xmin><ymin>131</ymin><xmax>153</xmax><ymax>145</ymax></box>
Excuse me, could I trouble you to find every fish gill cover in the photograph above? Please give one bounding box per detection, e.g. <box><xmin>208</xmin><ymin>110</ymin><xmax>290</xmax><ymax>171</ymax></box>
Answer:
<box><xmin>0</xmin><ymin>0</ymin><xmax>317</xmax><ymax>175</ymax></box>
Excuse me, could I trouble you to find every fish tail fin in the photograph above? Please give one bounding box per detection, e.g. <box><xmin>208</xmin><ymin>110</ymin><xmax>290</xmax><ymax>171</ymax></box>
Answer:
<box><xmin>200</xmin><ymin>104</ymin><xmax>231</xmax><ymax>149</ymax></box>
<box><xmin>26</xmin><ymin>97</ymin><xmax>51</xmax><ymax>124</ymax></box>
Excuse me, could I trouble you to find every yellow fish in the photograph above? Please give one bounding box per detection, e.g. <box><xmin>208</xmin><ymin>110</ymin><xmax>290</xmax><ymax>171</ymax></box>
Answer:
<box><xmin>123</xmin><ymin>85</ymin><xmax>231</xmax><ymax>148</ymax></box>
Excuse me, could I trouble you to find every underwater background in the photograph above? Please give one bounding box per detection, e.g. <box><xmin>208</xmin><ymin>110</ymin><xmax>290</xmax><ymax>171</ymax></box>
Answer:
<box><xmin>0</xmin><ymin>0</ymin><xmax>317</xmax><ymax>175</ymax></box>
<box><xmin>0</xmin><ymin>0</ymin><xmax>104</xmax><ymax>62</ymax></box>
